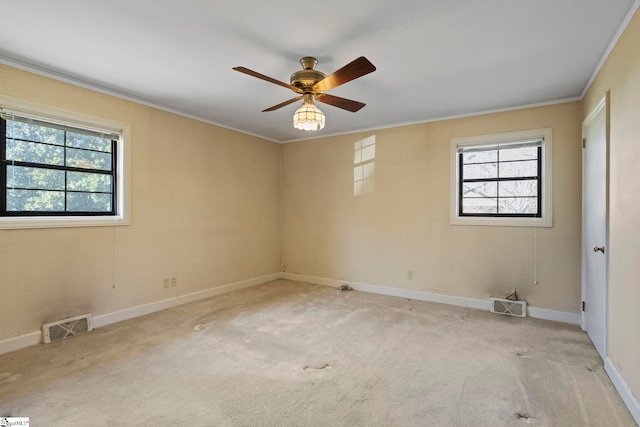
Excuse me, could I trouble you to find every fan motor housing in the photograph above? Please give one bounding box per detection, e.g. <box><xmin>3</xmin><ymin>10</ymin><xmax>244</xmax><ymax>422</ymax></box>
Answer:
<box><xmin>290</xmin><ymin>57</ymin><xmax>326</xmax><ymax>91</ymax></box>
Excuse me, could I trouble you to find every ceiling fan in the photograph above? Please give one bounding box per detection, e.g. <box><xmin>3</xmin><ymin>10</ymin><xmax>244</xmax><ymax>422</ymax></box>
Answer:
<box><xmin>233</xmin><ymin>56</ymin><xmax>376</xmax><ymax>131</ymax></box>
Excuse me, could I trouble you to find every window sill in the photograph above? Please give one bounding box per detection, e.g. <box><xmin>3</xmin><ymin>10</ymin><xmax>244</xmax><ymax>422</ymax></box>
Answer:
<box><xmin>450</xmin><ymin>215</ymin><xmax>552</xmax><ymax>227</ymax></box>
<box><xmin>0</xmin><ymin>215</ymin><xmax>129</xmax><ymax>230</ymax></box>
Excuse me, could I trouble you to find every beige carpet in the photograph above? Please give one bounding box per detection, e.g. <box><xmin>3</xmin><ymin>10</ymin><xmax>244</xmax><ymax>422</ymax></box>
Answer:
<box><xmin>0</xmin><ymin>279</ymin><xmax>635</xmax><ymax>426</ymax></box>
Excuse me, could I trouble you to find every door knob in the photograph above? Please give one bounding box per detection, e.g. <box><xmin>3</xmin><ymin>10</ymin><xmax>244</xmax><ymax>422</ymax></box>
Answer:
<box><xmin>593</xmin><ymin>246</ymin><xmax>605</xmax><ymax>253</ymax></box>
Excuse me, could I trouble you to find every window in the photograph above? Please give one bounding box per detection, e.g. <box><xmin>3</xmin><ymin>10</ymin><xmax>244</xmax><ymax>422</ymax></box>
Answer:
<box><xmin>459</xmin><ymin>139</ymin><xmax>541</xmax><ymax>216</ymax></box>
<box><xmin>450</xmin><ymin>128</ymin><xmax>552</xmax><ymax>227</ymax></box>
<box><xmin>0</xmin><ymin>96</ymin><xmax>130</xmax><ymax>229</ymax></box>
<box><xmin>2</xmin><ymin>116</ymin><xmax>117</xmax><ymax>215</ymax></box>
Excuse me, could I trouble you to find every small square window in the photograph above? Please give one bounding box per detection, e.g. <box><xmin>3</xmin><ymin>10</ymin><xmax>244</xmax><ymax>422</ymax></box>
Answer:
<box><xmin>450</xmin><ymin>128</ymin><xmax>553</xmax><ymax>227</ymax></box>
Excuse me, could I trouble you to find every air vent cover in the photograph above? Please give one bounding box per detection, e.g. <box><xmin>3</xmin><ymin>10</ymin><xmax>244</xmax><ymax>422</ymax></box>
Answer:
<box><xmin>490</xmin><ymin>297</ymin><xmax>527</xmax><ymax>317</ymax></box>
<box><xmin>42</xmin><ymin>314</ymin><xmax>93</xmax><ymax>344</ymax></box>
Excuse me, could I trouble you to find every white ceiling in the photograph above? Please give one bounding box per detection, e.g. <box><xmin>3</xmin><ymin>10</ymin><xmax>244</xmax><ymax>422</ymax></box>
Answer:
<box><xmin>0</xmin><ymin>0</ymin><xmax>636</xmax><ymax>142</ymax></box>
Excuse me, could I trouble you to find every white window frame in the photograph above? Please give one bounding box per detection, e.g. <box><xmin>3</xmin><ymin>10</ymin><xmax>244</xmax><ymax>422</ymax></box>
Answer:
<box><xmin>450</xmin><ymin>127</ymin><xmax>553</xmax><ymax>227</ymax></box>
<box><xmin>0</xmin><ymin>95</ymin><xmax>131</xmax><ymax>229</ymax></box>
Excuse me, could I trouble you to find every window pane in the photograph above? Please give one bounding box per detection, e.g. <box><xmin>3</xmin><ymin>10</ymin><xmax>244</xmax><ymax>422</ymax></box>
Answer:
<box><xmin>499</xmin><ymin>180</ymin><xmax>538</xmax><ymax>197</ymax></box>
<box><xmin>6</xmin><ymin>189</ymin><xmax>65</xmax><ymax>211</ymax></box>
<box><xmin>363</xmin><ymin>162</ymin><xmax>375</xmax><ymax>179</ymax></box>
<box><xmin>456</xmin><ymin>132</ymin><xmax>546</xmax><ymax>220</ymax></box>
<box><xmin>67</xmin><ymin>192</ymin><xmax>112</xmax><ymax>212</ymax></box>
<box><xmin>354</xmin><ymin>180</ymin><xmax>363</xmax><ymax>196</ymax></box>
<box><xmin>2</xmin><ymin>115</ymin><xmax>120</xmax><ymax>219</ymax></box>
<box><xmin>66</xmin><ymin>147</ymin><xmax>112</xmax><ymax>171</ymax></box>
<box><xmin>67</xmin><ymin>171</ymin><xmax>112</xmax><ymax>193</ymax></box>
<box><xmin>462</xmin><ymin>150</ymin><xmax>497</xmax><ymax>165</ymax></box>
<box><xmin>66</xmin><ymin>132</ymin><xmax>112</xmax><ymax>152</ymax></box>
<box><xmin>463</xmin><ymin>181</ymin><xmax>497</xmax><ymax>198</ymax></box>
<box><xmin>499</xmin><ymin>160</ymin><xmax>537</xmax><ymax>178</ymax></box>
<box><xmin>499</xmin><ymin>146</ymin><xmax>537</xmax><ymax>162</ymax></box>
<box><xmin>463</xmin><ymin>163</ymin><xmax>497</xmax><ymax>179</ymax></box>
<box><xmin>498</xmin><ymin>197</ymin><xmax>538</xmax><ymax>214</ymax></box>
<box><xmin>462</xmin><ymin>197</ymin><xmax>497</xmax><ymax>214</ymax></box>
<box><xmin>6</xmin><ymin>139</ymin><xmax>64</xmax><ymax>166</ymax></box>
<box><xmin>361</xmin><ymin>144</ymin><xmax>375</xmax><ymax>162</ymax></box>
<box><xmin>6</xmin><ymin>166</ymin><xmax>65</xmax><ymax>190</ymax></box>
<box><xmin>361</xmin><ymin>135</ymin><xmax>375</xmax><ymax>147</ymax></box>
<box><xmin>6</xmin><ymin>121</ymin><xmax>64</xmax><ymax>145</ymax></box>
<box><xmin>354</xmin><ymin>149</ymin><xmax>362</xmax><ymax>164</ymax></box>
<box><xmin>354</xmin><ymin>165</ymin><xmax>363</xmax><ymax>181</ymax></box>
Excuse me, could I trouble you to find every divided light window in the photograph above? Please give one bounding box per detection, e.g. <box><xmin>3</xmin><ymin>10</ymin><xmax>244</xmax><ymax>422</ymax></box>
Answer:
<box><xmin>1</xmin><ymin>114</ymin><xmax>118</xmax><ymax>216</ymax></box>
<box><xmin>458</xmin><ymin>138</ymin><xmax>542</xmax><ymax>217</ymax></box>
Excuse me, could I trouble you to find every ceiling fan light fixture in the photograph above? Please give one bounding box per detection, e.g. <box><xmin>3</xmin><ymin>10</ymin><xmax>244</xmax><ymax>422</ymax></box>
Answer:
<box><xmin>293</xmin><ymin>94</ymin><xmax>325</xmax><ymax>131</ymax></box>
<box><xmin>234</xmin><ymin>56</ymin><xmax>375</xmax><ymax>131</ymax></box>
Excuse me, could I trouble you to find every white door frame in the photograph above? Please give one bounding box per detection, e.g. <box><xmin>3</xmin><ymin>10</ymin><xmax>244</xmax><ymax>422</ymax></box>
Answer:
<box><xmin>581</xmin><ymin>94</ymin><xmax>609</xmax><ymax>357</ymax></box>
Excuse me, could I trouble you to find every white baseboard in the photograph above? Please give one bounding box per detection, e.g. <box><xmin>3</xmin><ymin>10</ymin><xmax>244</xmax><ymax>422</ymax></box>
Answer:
<box><xmin>280</xmin><ymin>272</ymin><xmax>349</xmax><ymax>292</ymax></box>
<box><xmin>0</xmin><ymin>331</ymin><xmax>41</xmax><ymax>355</ymax></box>
<box><xmin>280</xmin><ymin>272</ymin><xmax>580</xmax><ymax>324</ymax></box>
<box><xmin>92</xmin><ymin>272</ymin><xmax>280</xmax><ymax>329</ymax></box>
<box><xmin>528</xmin><ymin>306</ymin><xmax>581</xmax><ymax>325</ymax></box>
<box><xmin>0</xmin><ymin>272</ymin><xmax>280</xmax><ymax>356</ymax></box>
<box><xmin>606</xmin><ymin>357</ymin><xmax>640</xmax><ymax>426</ymax></box>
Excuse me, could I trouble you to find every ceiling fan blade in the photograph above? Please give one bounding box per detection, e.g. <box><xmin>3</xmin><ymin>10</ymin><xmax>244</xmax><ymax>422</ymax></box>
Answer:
<box><xmin>233</xmin><ymin>67</ymin><xmax>303</xmax><ymax>93</ymax></box>
<box><xmin>313</xmin><ymin>57</ymin><xmax>376</xmax><ymax>93</ymax></box>
<box><xmin>315</xmin><ymin>93</ymin><xmax>366</xmax><ymax>112</ymax></box>
<box><xmin>262</xmin><ymin>96</ymin><xmax>304</xmax><ymax>112</ymax></box>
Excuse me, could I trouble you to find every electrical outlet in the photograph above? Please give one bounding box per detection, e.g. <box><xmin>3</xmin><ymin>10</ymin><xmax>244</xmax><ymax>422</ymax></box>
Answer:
<box><xmin>170</xmin><ymin>277</ymin><xmax>177</xmax><ymax>287</ymax></box>
<box><xmin>407</xmin><ymin>270</ymin><xmax>413</xmax><ymax>280</ymax></box>
<box><xmin>163</xmin><ymin>278</ymin><xmax>170</xmax><ymax>289</ymax></box>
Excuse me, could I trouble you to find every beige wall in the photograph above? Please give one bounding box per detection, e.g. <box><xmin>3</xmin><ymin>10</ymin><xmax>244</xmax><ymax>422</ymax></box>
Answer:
<box><xmin>0</xmin><ymin>65</ymin><xmax>281</xmax><ymax>340</ymax></box>
<box><xmin>282</xmin><ymin>102</ymin><xmax>583</xmax><ymax>312</ymax></box>
<box><xmin>583</xmin><ymin>8</ymin><xmax>640</xmax><ymax>401</ymax></box>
